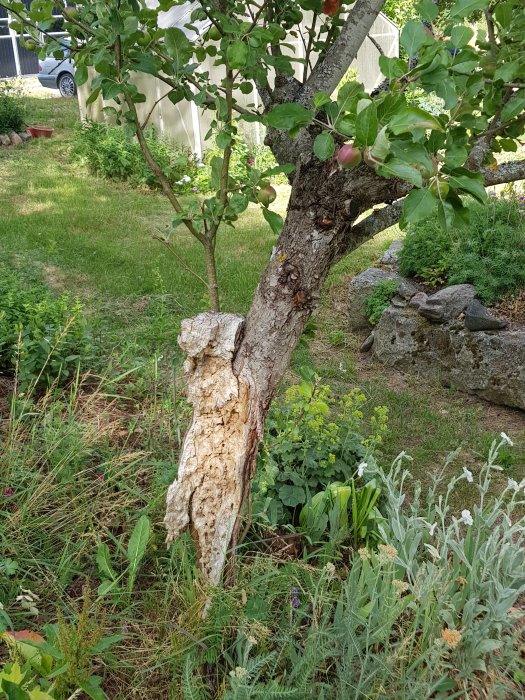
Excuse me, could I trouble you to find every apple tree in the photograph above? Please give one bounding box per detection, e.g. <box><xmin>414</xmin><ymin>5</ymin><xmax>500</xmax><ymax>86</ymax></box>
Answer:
<box><xmin>4</xmin><ymin>0</ymin><xmax>525</xmax><ymax>584</ymax></box>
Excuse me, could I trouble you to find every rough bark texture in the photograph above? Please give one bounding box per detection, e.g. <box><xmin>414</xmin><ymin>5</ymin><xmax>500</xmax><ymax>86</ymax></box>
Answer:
<box><xmin>164</xmin><ymin>313</ymin><xmax>260</xmax><ymax>585</ymax></box>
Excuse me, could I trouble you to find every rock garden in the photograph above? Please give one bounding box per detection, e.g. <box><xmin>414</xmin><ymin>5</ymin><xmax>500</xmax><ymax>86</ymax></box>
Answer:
<box><xmin>350</xmin><ymin>195</ymin><xmax>525</xmax><ymax>410</ymax></box>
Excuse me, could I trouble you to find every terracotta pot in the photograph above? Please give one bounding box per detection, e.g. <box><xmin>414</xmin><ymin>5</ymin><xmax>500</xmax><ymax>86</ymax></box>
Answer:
<box><xmin>28</xmin><ymin>126</ymin><xmax>54</xmax><ymax>138</ymax></box>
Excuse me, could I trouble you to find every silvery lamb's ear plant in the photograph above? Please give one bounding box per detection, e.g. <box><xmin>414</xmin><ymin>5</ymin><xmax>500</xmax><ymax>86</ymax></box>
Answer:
<box><xmin>375</xmin><ymin>434</ymin><xmax>525</xmax><ymax>688</ymax></box>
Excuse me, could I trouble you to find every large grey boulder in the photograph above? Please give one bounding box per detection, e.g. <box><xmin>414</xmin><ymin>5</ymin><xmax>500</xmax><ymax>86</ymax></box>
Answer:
<box><xmin>347</xmin><ymin>268</ymin><xmax>417</xmax><ymax>332</ymax></box>
<box><xmin>374</xmin><ymin>306</ymin><xmax>525</xmax><ymax>410</ymax></box>
<box><xmin>418</xmin><ymin>284</ymin><xmax>476</xmax><ymax>323</ymax></box>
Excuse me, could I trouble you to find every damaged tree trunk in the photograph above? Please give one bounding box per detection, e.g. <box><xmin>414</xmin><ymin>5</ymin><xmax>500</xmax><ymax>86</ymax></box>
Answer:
<box><xmin>164</xmin><ymin>154</ymin><xmax>407</xmax><ymax>584</ymax></box>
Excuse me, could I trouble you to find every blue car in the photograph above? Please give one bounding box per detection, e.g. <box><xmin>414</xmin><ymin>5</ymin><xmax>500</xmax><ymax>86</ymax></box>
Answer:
<box><xmin>38</xmin><ymin>47</ymin><xmax>76</xmax><ymax>97</ymax></box>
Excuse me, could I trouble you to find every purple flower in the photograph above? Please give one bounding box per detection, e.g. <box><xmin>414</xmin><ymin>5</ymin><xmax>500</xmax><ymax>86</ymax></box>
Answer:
<box><xmin>291</xmin><ymin>587</ymin><xmax>300</xmax><ymax>609</ymax></box>
<box><xmin>4</xmin><ymin>488</ymin><xmax>14</xmax><ymax>498</ymax></box>
<box><xmin>192</xmin><ymin>186</ymin><xmax>198</xmax><ymax>192</ymax></box>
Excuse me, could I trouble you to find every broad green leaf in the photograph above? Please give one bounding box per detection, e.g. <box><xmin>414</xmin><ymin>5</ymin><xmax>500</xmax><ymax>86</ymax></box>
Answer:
<box><xmin>90</xmin><ymin>635</ymin><xmax>125</xmax><ymax>653</ymax></box>
<box><xmin>402</xmin><ymin>188</ymin><xmax>437</xmax><ymax>225</ymax></box>
<box><xmin>278</xmin><ymin>484</ymin><xmax>306</xmax><ymax>507</ymax></box>
<box><xmin>266</xmin><ymin>103</ymin><xmax>314</xmax><ymax>131</ymax></box>
<box><xmin>378</xmin><ymin>159</ymin><xmax>423</xmax><ymax>187</ymax></box>
<box><xmin>501</xmin><ymin>91</ymin><xmax>525</xmax><ymax>122</ymax></box>
<box><xmin>228</xmin><ymin>193</ymin><xmax>249</xmax><ymax>214</ymax></box>
<box><xmin>261</xmin><ymin>163</ymin><xmax>295</xmax><ymax>177</ymax></box>
<box><xmin>337</xmin><ymin>80</ymin><xmax>364</xmax><ymax>112</ymax></box>
<box><xmin>370</xmin><ymin>126</ymin><xmax>390</xmax><ymax>161</ymax></box>
<box><xmin>416</xmin><ymin>0</ymin><xmax>439</xmax><ymax>21</ymax></box>
<box><xmin>494</xmin><ymin>62</ymin><xmax>520</xmax><ymax>82</ymax></box>
<box><xmin>210</xmin><ymin>155</ymin><xmax>223</xmax><ymax>191</ymax></box>
<box><xmin>126</xmin><ymin>514</ymin><xmax>150</xmax><ymax>592</ymax></box>
<box><xmin>448</xmin><ymin>169</ymin><xmax>487</xmax><ymax>203</ymax></box>
<box><xmin>355</xmin><ymin>102</ymin><xmax>378</xmax><ymax>147</ymax></box>
<box><xmin>2</xmin><ymin>680</ymin><xmax>30</xmax><ymax>700</ymax></box>
<box><xmin>389</xmin><ymin>107</ymin><xmax>443</xmax><ymax>135</ymax></box>
<box><xmin>227</xmin><ymin>40</ymin><xmax>248</xmax><ymax>69</ymax></box>
<box><xmin>437</xmin><ymin>200</ymin><xmax>456</xmax><ymax>230</ymax></box>
<box><xmin>262</xmin><ymin>208</ymin><xmax>284</xmax><ymax>235</ymax></box>
<box><xmin>78</xmin><ymin>676</ymin><xmax>107</xmax><ymax>700</ymax></box>
<box><xmin>449</xmin><ymin>25</ymin><xmax>474</xmax><ymax>48</ymax></box>
<box><xmin>400</xmin><ymin>20</ymin><xmax>429</xmax><ymax>57</ymax></box>
<box><xmin>494</xmin><ymin>1</ymin><xmax>514</xmax><ymax>26</ymax></box>
<box><xmin>164</xmin><ymin>28</ymin><xmax>193</xmax><ymax>67</ymax></box>
<box><xmin>85</xmin><ymin>87</ymin><xmax>101</xmax><ymax>106</ymax></box>
<box><xmin>313</xmin><ymin>131</ymin><xmax>336</xmax><ymax>161</ymax></box>
<box><xmin>313</xmin><ymin>91</ymin><xmax>331</xmax><ymax>108</ymax></box>
<box><xmin>74</xmin><ymin>63</ymin><xmax>88</xmax><ymax>86</ymax></box>
<box><xmin>449</xmin><ymin>0</ymin><xmax>490</xmax><ymax>19</ymax></box>
<box><xmin>378</xmin><ymin>55</ymin><xmax>407</xmax><ymax>79</ymax></box>
<box><xmin>216</xmin><ymin>130</ymin><xmax>232</xmax><ymax>149</ymax></box>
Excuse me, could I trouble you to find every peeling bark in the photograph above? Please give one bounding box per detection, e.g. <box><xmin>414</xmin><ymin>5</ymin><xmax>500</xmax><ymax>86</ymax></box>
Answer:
<box><xmin>164</xmin><ymin>313</ymin><xmax>261</xmax><ymax>585</ymax></box>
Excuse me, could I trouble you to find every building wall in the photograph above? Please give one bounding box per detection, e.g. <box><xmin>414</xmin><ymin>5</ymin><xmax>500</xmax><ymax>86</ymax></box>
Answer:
<box><xmin>79</xmin><ymin>13</ymin><xmax>399</xmax><ymax>156</ymax></box>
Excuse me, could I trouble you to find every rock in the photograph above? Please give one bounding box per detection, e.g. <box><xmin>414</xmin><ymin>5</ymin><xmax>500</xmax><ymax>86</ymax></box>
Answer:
<box><xmin>464</xmin><ymin>299</ymin><xmax>508</xmax><ymax>332</ymax></box>
<box><xmin>8</xmin><ymin>131</ymin><xmax>22</xmax><ymax>146</ymax></box>
<box><xmin>347</xmin><ymin>268</ymin><xmax>417</xmax><ymax>331</ymax></box>
<box><xmin>380</xmin><ymin>239</ymin><xmax>403</xmax><ymax>266</ymax></box>
<box><xmin>409</xmin><ymin>291</ymin><xmax>428</xmax><ymax>309</ymax></box>
<box><xmin>418</xmin><ymin>284</ymin><xmax>476</xmax><ymax>323</ymax></box>
<box><xmin>373</xmin><ymin>306</ymin><xmax>525</xmax><ymax>411</ymax></box>
<box><xmin>19</xmin><ymin>131</ymin><xmax>32</xmax><ymax>142</ymax></box>
<box><xmin>360</xmin><ymin>333</ymin><xmax>374</xmax><ymax>352</ymax></box>
<box><xmin>0</xmin><ymin>133</ymin><xmax>10</xmax><ymax>146</ymax></box>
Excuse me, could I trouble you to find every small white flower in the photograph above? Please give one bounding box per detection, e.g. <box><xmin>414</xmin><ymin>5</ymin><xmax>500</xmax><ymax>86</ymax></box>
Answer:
<box><xmin>460</xmin><ymin>509</ymin><xmax>473</xmax><ymax>526</ymax></box>
<box><xmin>462</xmin><ymin>467</ymin><xmax>473</xmax><ymax>483</ymax></box>
<box><xmin>175</xmin><ymin>180</ymin><xmax>183</xmax><ymax>185</ymax></box>
<box><xmin>428</xmin><ymin>522</ymin><xmax>437</xmax><ymax>536</ymax></box>
<box><xmin>182</xmin><ymin>174</ymin><xmax>191</xmax><ymax>182</ymax></box>
<box><xmin>357</xmin><ymin>462</ymin><xmax>367</xmax><ymax>477</ymax></box>
<box><xmin>500</xmin><ymin>432</ymin><xmax>513</xmax><ymax>446</ymax></box>
<box><xmin>508</xmin><ymin>478</ymin><xmax>519</xmax><ymax>491</ymax></box>
<box><xmin>197</xmin><ymin>161</ymin><xmax>205</xmax><ymax>168</ymax></box>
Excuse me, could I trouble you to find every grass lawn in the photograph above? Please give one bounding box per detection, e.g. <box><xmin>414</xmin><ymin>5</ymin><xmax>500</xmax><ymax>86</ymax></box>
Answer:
<box><xmin>1</xmin><ymin>93</ymin><xmax>523</xmax><ymax>490</ymax></box>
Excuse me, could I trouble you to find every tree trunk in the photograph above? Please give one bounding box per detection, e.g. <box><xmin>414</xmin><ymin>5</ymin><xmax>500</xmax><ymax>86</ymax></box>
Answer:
<box><xmin>164</xmin><ymin>155</ymin><xmax>407</xmax><ymax>584</ymax></box>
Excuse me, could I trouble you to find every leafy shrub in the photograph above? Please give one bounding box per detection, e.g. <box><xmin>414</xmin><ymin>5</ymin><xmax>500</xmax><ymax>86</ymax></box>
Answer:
<box><xmin>0</xmin><ymin>267</ymin><xmax>91</xmax><ymax>390</ymax></box>
<box><xmin>364</xmin><ymin>278</ymin><xmax>399</xmax><ymax>325</ymax></box>
<box><xmin>0</xmin><ymin>82</ymin><xmax>24</xmax><ymax>134</ymax></box>
<box><xmin>252</xmin><ymin>372</ymin><xmax>388</xmax><ymax>529</ymax></box>
<box><xmin>399</xmin><ymin>197</ymin><xmax>525</xmax><ymax>302</ymax></box>
<box><xmin>72</xmin><ymin>120</ymin><xmax>286</xmax><ymax>195</ymax></box>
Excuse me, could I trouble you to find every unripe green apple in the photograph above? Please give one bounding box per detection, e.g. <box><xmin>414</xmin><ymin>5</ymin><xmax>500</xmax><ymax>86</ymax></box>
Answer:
<box><xmin>257</xmin><ymin>185</ymin><xmax>277</xmax><ymax>206</ymax></box>
<box><xmin>429</xmin><ymin>179</ymin><xmax>450</xmax><ymax>199</ymax></box>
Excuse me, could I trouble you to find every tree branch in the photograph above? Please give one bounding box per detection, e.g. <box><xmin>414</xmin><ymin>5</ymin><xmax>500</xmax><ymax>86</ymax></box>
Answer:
<box><xmin>300</xmin><ymin>0</ymin><xmax>386</xmax><ymax>103</ymax></box>
<box><xmin>480</xmin><ymin>159</ymin><xmax>525</xmax><ymax>186</ymax></box>
<box><xmin>344</xmin><ymin>200</ymin><xmax>404</xmax><ymax>254</ymax></box>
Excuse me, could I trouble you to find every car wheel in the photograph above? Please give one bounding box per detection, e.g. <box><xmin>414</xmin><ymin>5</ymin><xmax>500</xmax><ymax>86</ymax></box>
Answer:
<box><xmin>58</xmin><ymin>73</ymin><xmax>77</xmax><ymax>98</ymax></box>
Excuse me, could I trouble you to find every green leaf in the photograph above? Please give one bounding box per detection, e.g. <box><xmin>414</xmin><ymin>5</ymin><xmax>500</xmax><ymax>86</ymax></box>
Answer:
<box><xmin>2</xmin><ymin>680</ymin><xmax>30</xmax><ymax>700</ymax></box>
<box><xmin>449</xmin><ymin>0</ymin><xmax>490</xmax><ymax>19</ymax></box>
<box><xmin>501</xmin><ymin>90</ymin><xmax>525</xmax><ymax>122</ymax></box>
<box><xmin>78</xmin><ymin>676</ymin><xmax>107</xmax><ymax>700</ymax></box>
<box><xmin>378</xmin><ymin>159</ymin><xmax>423</xmax><ymax>187</ymax></box>
<box><xmin>228</xmin><ymin>193</ymin><xmax>249</xmax><ymax>214</ymax></box>
<box><xmin>448</xmin><ymin>169</ymin><xmax>487</xmax><ymax>203</ymax></box>
<box><xmin>210</xmin><ymin>155</ymin><xmax>223</xmax><ymax>191</ymax></box>
<box><xmin>96</xmin><ymin>542</ymin><xmax>117</xmax><ymax>581</ymax></box>
<box><xmin>227</xmin><ymin>40</ymin><xmax>248</xmax><ymax>69</ymax></box>
<box><xmin>355</xmin><ymin>102</ymin><xmax>378</xmax><ymax>147</ymax></box>
<box><xmin>262</xmin><ymin>208</ymin><xmax>284</xmax><ymax>235</ymax></box>
<box><xmin>416</xmin><ymin>0</ymin><xmax>439</xmax><ymax>21</ymax></box>
<box><xmin>164</xmin><ymin>28</ymin><xmax>193</xmax><ymax>67</ymax></box>
<box><xmin>75</xmin><ymin>63</ymin><xmax>88</xmax><ymax>86</ymax></box>
<box><xmin>90</xmin><ymin>635</ymin><xmax>125</xmax><ymax>653</ymax></box>
<box><xmin>449</xmin><ymin>25</ymin><xmax>474</xmax><ymax>48</ymax></box>
<box><xmin>278</xmin><ymin>484</ymin><xmax>306</xmax><ymax>507</ymax></box>
<box><xmin>266</xmin><ymin>103</ymin><xmax>314</xmax><ymax>131</ymax></box>
<box><xmin>437</xmin><ymin>200</ymin><xmax>456</xmax><ymax>230</ymax></box>
<box><xmin>389</xmin><ymin>106</ymin><xmax>443</xmax><ymax>135</ymax></box>
<box><xmin>313</xmin><ymin>131</ymin><xmax>335</xmax><ymax>161</ymax></box>
<box><xmin>495</xmin><ymin>1</ymin><xmax>514</xmax><ymax>27</ymax></box>
<box><xmin>261</xmin><ymin>163</ymin><xmax>295</xmax><ymax>177</ymax></box>
<box><xmin>371</xmin><ymin>126</ymin><xmax>390</xmax><ymax>161</ymax></box>
<box><xmin>215</xmin><ymin>130</ymin><xmax>232</xmax><ymax>149</ymax></box>
<box><xmin>85</xmin><ymin>87</ymin><xmax>101</xmax><ymax>106</ymax></box>
<box><xmin>400</xmin><ymin>20</ymin><xmax>429</xmax><ymax>57</ymax></box>
<box><xmin>379</xmin><ymin>55</ymin><xmax>407</xmax><ymax>79</ymax></box>
<box><xmin>313</xmin><ymin>92</ymin><xmax>331</xmax><ymax>108</ymax></box>
<box><xmin>126</xmin><ymin>514</ymin><xmax>150</xmax><ymax>592</ymax></box>
<box><xmin>402</xmin><ymin>188</ymin><xmax>437</xmax><ymax>225</ymax></box>
<box><xmin>494</xmin><ymin>61</ymin><xmax>520</xmax><ymax>82</ymax></box>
